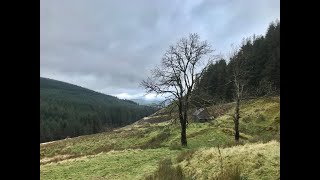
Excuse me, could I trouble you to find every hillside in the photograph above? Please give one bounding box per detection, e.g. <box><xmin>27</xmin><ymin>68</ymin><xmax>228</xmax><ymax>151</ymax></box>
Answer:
<box><xmin>40</xmin><ymin>96</ymin><xmax>280</xmax><ymax>179</ymax></box>
<box><xmin>131</xmin><ymin>98</ymin><xmax>162</xmax><ymax>106</ymax></box>
<box><xmin>192</xmin><ymin>21</ymin><xmax>280</xmax><ymax>106</ymax></box>
<box><xmin>40</xmin><ymin>77</ymin><xmax>158</xmax><ymax>143</ymax></box>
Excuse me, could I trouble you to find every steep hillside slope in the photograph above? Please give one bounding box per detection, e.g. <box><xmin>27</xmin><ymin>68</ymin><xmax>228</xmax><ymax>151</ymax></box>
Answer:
<box><xmin>40</xmin><ymin>77</ymin><xmax>158</xmax><ymax>143</ymax></box>
<box><xmin>40</xmin><ymin>96</ymin><xmax>280</xmax><ymax>179</ymax></box>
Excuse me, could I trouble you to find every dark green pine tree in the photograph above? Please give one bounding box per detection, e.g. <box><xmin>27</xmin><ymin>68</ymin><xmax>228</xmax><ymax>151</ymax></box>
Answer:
<box><xmin>192</xmin><ymin>20</ymin><xmax>280</xmax><ymax>104</ymax></box>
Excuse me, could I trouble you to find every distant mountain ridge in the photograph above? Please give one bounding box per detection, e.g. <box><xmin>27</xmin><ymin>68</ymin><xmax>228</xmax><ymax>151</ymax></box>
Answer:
<box><xmin>40</xmin><ymin>77</ymin><xmax>158</xmax><ymax>143</ymax></box>
<box><xmin>40</xmin><ymin>77</ymin><xmax>136</xmax><ymax>103</ymax></box>
<box><xmin>131</xmin><ymin>98</ymin><xmax>162</xmax><ymax>106</ymax></box>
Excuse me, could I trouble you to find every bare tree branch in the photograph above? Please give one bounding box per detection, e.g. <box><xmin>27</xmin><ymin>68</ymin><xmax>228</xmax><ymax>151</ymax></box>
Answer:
<box><xmin>141</xmin><ymin>33</ymin><xmax>214</xmax><ymax>146</ymax></box>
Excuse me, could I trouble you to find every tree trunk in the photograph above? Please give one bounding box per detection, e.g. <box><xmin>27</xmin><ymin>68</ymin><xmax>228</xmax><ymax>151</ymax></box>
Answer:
<box><xmin>181</xmin><ymin>120</ymin><xmax>187</xmax><ymax>146</ymax></box>
<box><xmin>181</xmin><ymin>99</ymin><xmax>189</xmax><ymax>146</ymax></box>
<box><xmin>181</xmin><ymin>111</ymin><xmax>188</xmax><ymax>146</ymax></box>
<box><xmin>179</xmin><ymin>100</ymin><xmax>187</xmax><ymax>146</ymax></box>
<box><xmin>234</xmin><ymin>98</ymin><xmax>240</xmax><ymax>143</ymax></box>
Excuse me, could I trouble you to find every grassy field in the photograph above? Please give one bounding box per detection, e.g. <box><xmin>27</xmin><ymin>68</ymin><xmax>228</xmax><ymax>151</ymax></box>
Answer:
<box><xmin>178</xmin><ymin>140</ymin><xmax>280</xmax><ymax>180</ymax></box>
<box><xmin>40</xmin><ymin>96</ymin><xmax>280</xmax><ymax>180</ymax></box>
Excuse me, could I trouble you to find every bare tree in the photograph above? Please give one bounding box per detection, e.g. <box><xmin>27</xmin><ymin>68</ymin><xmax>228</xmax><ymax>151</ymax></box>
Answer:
<box><xmin>229</xmin><ymin>39</ymin><xmax>279</xmax><ymax>143</ymax></box>
<box><xmin>229</xmin><ymin>44</ymin><xmax>249</xmax><ymax>143</ymax></box>
<box><xmin>141</xmin><ymin>33</ymin><xmax>214</xmax><ymax>146</ymax></box>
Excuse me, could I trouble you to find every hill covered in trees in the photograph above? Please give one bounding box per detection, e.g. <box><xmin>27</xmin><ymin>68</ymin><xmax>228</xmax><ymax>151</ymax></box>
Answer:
<box><xmin>40</xmin><ymin>77</ymin><xmax>158</xmax><ymax>143</ymax></box>
<box><xmin>192</xmin><ymin>21</ymin><xmax>280</xmax><ymax>106</ymax></box>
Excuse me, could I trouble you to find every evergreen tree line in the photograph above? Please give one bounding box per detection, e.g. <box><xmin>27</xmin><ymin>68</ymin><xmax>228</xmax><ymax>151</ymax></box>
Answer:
<box><xmin>192</xmin><ymin>21</ymin><xmax>280</xmax><ymax>107</ymax></box>
<box><xmin>40</xmin><ymin>78</ymin><xmax>158</xmax><ymax>143</ymax></box>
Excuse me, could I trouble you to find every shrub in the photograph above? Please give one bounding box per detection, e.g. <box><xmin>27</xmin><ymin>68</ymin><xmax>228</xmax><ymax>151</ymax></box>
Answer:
<box><xmin>145</xmin><ymin>158</ymin><xmax>186</xmax><ymax>180</ymax></box>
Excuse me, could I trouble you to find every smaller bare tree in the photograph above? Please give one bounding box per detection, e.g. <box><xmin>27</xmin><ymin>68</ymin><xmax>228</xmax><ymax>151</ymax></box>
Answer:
<box><xmin>229</xmin><ymin>45</ymin><xmax>248</xmax><ymax>143</ymax></box>
<box><xmin>229</xmin><ymin>40</ymin><xmax>278</xmax><ymax>143</ymax></box>
<box><xmin>141</xmin><ymin>33</ymin><xmax>214</xmax><ymax>146</ymax></box>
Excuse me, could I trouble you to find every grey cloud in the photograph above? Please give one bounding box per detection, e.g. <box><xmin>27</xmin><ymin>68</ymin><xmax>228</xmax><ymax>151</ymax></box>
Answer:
<box><xmin>40</xmin><ymin>0</ymin><xmax>279</xmax><ymax>99</ymax></box>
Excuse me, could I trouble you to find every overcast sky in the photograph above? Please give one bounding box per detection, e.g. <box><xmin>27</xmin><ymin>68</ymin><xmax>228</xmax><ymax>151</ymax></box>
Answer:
<box><xmin>40</xmin><ymin>0</ymin><xmax>279</xmax><ymax>100</ymax></box>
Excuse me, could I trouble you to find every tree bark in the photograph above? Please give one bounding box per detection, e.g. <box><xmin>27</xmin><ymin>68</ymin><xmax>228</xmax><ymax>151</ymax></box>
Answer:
<box><xmin>179</xmin><ymin>100</ymin><xmax>187</xmax><ymax>146</ymax></box>
<box><xmin>234</xmin><ymin>97</ymin><xmax>240</xmax><ymax>143</ymax></box>
<box><xmin>181</xmin><ymin>98</ymin><xmax>189</xmax><ymax>146</ymax></box>
<box><xmin>181</xmin><ymin>120</ymin><xmax>187</xmax><ymax>146</ymax></box>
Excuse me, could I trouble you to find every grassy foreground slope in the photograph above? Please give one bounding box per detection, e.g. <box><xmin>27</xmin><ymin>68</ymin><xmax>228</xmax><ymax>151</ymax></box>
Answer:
<box><xmin>178</xmin><ymin>141</ymin><xmax>279</xmax><ymax>179</ymax></box>
<box><xmin>40</xmin><ymin>97</ymin><xmax>280</xmax><ymax>180</ymax></box>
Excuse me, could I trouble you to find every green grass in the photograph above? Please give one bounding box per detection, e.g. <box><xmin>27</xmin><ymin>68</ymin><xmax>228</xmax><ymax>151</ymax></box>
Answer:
<box><xmin>145</xmin><ymin>158</ymin><xmax>186</xmax><ymax>180</ymax></box>
<box><xmin>40</xmin><ymin>124</ymin><xmax>165</xmax><ymax>160</ymax></box>
<box><xmin>40</xmin><ymin>96</ymin><xmax>280</xmax><ymax>180</ymax></box>
<box><xmin>178</xmin><ymin>141</ymin><xmax>280</xmax><ymax>180</ymax></box>
<box><xmin>41</xmin><ymin>148</ymin><xmax>180</xmax><ymax>180</ymax></box>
